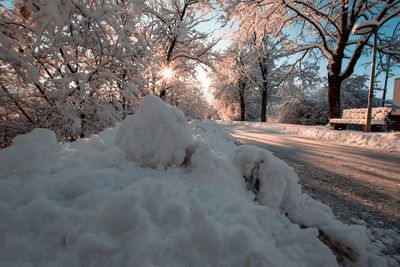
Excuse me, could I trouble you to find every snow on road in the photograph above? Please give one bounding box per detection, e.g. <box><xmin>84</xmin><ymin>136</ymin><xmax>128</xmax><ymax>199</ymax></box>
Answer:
<box><xmin>222</xmin><ymin>121</ymin><xmax>400</xmax><ymax>260</ymax></box>
<box><xmin>220</xmin><ymin>121</ymin><xmax>400</xmax><ymax>153</ymax></box>
<box><xmin>0</xmin><ymin>96</ymin><xmax>396</xmax><ymax>266</ymax></box>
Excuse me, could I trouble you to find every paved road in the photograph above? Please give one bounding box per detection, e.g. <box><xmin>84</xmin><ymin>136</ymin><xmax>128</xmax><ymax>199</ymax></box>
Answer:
<box><xmin>223</xmin><ymin>123</ymin><xmax>400</xmax><ymax>233</ymax></box>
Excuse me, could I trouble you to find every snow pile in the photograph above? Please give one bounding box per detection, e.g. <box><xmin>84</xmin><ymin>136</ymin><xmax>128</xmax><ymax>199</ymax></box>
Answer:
<box><xmin>0</xmin><ymin>96</ymin><xmax>394</xmax><ymax>267</ymax></box>
<box><xmin>192</xmin><ymin>120</ymin><xmax>235</xmax><ymax>156</ymax></box>
<box><xmin>0</xmin><ymin>128</ymin><xmax>61</xmax><ymax>178</ymax></box>
<box><xmin>115</xmin><ymin>95</ymin><xmax>194</xmax><ymax>168</ymax></box>
<box><xmin>229</xmin><ymin>145</ymin><xmax>388</xmax><ymax>266</ymax></box>
<box><xmin>223</xmin><ymin>121</ymin><xmax>400</xmax><ymax>152</ymax></box>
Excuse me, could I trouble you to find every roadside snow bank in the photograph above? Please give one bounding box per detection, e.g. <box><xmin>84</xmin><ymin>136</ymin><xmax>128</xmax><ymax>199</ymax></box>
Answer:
<box><xmin>0</xmin><ymin>96</ymin><xmax>393</xmax><ymax>267</ymax></box>
<box><xmin>223</xmin><ymin>121</ymin><xmax>400</xmax><ymax>152</ymax></box>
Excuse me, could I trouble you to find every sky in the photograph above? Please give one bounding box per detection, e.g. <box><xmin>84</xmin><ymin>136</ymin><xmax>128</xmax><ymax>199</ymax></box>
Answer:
<box><xmin>0</xmin><ymin>0</ymin><xmax>11</xmax><ymax>8</ymax></box>
<box><xmin>195</xmin><ymin>6</ymin><xmax>232</xmax><ymax>102</ymax></box>
<box><xmin>196</xmin><ymin>67</ymin><xmax>213</xmax><ymax>102</ymax></box>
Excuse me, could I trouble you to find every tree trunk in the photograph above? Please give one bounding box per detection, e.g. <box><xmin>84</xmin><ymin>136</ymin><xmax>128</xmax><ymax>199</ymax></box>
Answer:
<box><xmin>260</xmin><ymin>89</ymin><xmax>267</xmax><ymax>122</ymax></box>
<box><xmin>327</xmin><ymin>73</ymin><xmax>341</xmax><ymax>119</ymax></box>
<box><xmin>240</xmin><ymin>95</ymin><xmax>246</xmax><ymax>121</ymax></box>
<box><xmin>327</xmin><ymin>58</ymin><xmax>343</xmax><ymax>119</ymax></box>
<box><xmin>159</xmin><ymin>88</ymin><xmax>166</xmax><ymax>101</ymax></box>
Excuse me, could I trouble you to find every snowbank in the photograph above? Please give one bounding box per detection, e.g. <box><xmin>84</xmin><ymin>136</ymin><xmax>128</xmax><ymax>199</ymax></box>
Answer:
<box><xmin>222</xmin><ymin>121</ymin><xmax>400</xmax><ymax>153</ymax></box>
<box><xmin>0</xmin><ymin>96</ymin><xmax>394</xmax><ymax>267</ymax></box>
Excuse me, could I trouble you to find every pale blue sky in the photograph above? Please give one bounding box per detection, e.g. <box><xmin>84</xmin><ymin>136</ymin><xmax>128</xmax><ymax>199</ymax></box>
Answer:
<box><xmin>0</xmin><ymin>0</ymin><xmax>12</xmax><ymax>9</ymax></box>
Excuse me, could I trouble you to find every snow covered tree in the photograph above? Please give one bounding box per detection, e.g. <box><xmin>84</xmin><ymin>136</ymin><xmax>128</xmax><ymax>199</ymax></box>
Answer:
<box><xmin>271</xmin><ymin>60</ymin><xmax>326</xmax><ymax>124</ymax></box>
<box><xmin>0</xmin><ymin>0</ymin><xmax>218</xmax><ymax>146</ymax></box>
<box><xmin>141</xmin><ymin>0</ymin><xmax>219</xmax><ymax>99</ymax></box>
<box><xmin>211</xmin><ymin>43</ymin><xmax>255</xmax><ymax>121</ymax></box>
<box><xmin>158</xmin><ymin>70</ymin><xmax>212</xmax><ymax>119</ymax></box>
<box><xmin>211</xmin><ymin>31</ymin><xmax>288</xmax><ymax>122</ymax></box>
<box><xmin>250</xmin><ymin>32</ymin><xmax>287</xmax><ymax>122</ymax></box>
<box><xmin>274</xmin><ymin>74</ymin><xmax>379</xmax><ymax>125</ymax></box>
<box><xmin>0</xmin><ymin>0</ymin><xmax>147</xmax><ymax>144</ymax></box>
<box><xmin>224</xmin><ymin>0</ymin><xmax>400</xmax><ymax>119</ymax></box>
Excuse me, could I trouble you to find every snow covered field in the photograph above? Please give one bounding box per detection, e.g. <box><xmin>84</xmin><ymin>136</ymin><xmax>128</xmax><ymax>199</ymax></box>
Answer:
<box><xmin>0</xmin><ymin>96</ymin><xmax>397</xmax><ymax>266</ymax></box>
<box><xmin>220</xmin><ymin>121</ymin><xmax>400</xmax><ymax>153</ymax></box>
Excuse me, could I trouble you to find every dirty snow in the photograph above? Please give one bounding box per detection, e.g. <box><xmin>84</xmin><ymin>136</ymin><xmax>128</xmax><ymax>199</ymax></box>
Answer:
<box><xmin>0</xmin><ymin>96</ymin><xmax>396</xmax><ymax>266</ymax></box>
<box><xmin>220</xmin><ymin>121</ymin><xmax>400</xmax><ymax>153</ymax></box>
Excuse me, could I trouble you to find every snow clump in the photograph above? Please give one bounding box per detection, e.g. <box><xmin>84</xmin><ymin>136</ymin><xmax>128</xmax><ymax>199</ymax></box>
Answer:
<box><xmin>115</xmin><ymin>95</ymin><xmax>194</xmax><ymax>168</ymax></box>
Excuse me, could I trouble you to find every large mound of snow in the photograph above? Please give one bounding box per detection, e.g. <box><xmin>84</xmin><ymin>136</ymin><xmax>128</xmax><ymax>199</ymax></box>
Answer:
<box><xmin>0</xmin><ymin>97</ymin><xmax>394</xmax><ymax>267</ymax></box>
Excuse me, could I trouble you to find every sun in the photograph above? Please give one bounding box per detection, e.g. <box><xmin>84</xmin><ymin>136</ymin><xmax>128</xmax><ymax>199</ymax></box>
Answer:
<box><xmin>162</xmin><ymin>67</ymin><xmax>174</xmax><ymax>80</ymax></box>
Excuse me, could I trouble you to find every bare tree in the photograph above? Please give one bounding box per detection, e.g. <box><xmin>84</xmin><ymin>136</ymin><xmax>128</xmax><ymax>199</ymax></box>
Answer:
<box><xmin>225</xmin><ymin>0</ymin><xmax>400</xmax><ymax>118</ymax></box>
<box><xmin>250</xmin><ymin>32</ymin><xmax>287</xmax><ymax>122</ymax></box>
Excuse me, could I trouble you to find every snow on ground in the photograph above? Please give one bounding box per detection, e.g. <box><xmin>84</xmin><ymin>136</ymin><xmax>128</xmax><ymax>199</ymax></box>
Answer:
<box><xmin>0</xmin><ymin>96</ymin><xmax>396</xmax><ymax>266</ymax></box>
<box><xmin>221</xmin><ymin>121</ymin><xmax>400</xmax><ymax>153</ymax></box>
